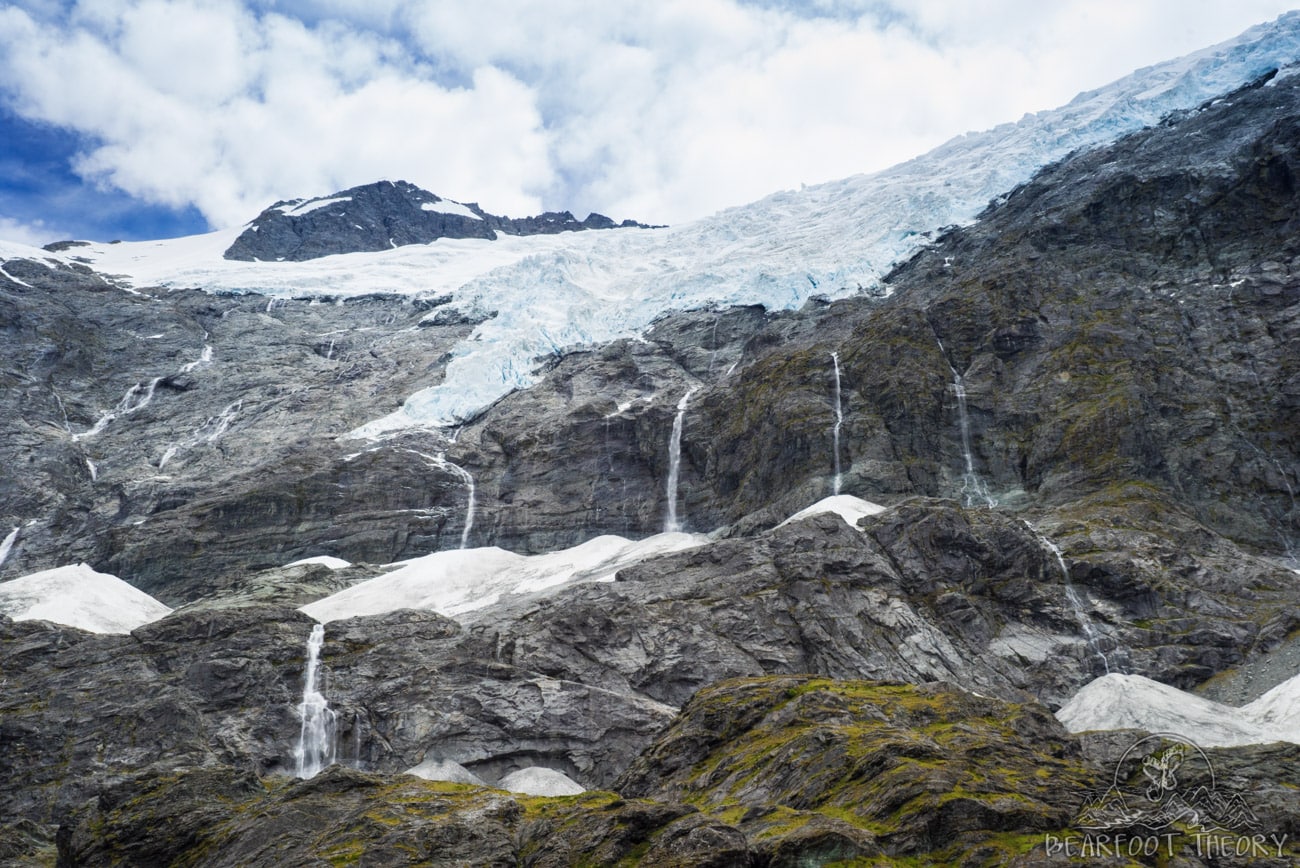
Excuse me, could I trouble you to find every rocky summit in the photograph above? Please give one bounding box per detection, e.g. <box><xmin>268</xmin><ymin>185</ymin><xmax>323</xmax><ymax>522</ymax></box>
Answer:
<box><xmin>223</xmin><ymin>179</ymin><xmax>656</xmax><ymax>262</ymax></box>
<box><xmin>2</xmin><ymin>23</ymin><xmax>1300</xmax><ymax>868</ymax></box>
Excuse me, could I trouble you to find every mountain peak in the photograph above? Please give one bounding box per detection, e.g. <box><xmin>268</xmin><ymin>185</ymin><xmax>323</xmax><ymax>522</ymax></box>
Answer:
<box><xmin>223</xmin><ymin>180</ymin><xmax>656</xmax><ymax>262</ymax></box>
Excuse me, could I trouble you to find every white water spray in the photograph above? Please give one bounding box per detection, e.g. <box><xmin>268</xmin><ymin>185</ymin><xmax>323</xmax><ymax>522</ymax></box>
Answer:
<box><xmin>158</xmin><ymin>400</ymin><xmax>243</xmax><ymax>470</ymax></box>
<box><xmin>294</xmin><ymin>623</ymin><xmax>337</xmax><ymax>779</ymax></box>
<box><xmin>707</xmin><ymin>314</ymin><xmax>721</xmax><ymax>376</ymax></box>
<box><xmin>400</xmin><ymin>449</ymin><xmax>476</xmax><ymax>548</ymax></box>
<box><xmin>830</xmin><ymin>352</ymin><xmax>845</xmax><ymax>495</ymax></box>
<box><xmin>664</xmin><ymin>387</ymin><xmax>698</xmax><ymax>533</ymax></box>
<box><xmin>0</xmin><ymin>526</ymin><xmax>18</xmax><ymax>570</ymax></box>
<box><xmin>454</xmin><ymin>467</ymin><xmax>477</xmax><ymax>549</ymax></box>
<box><xmin>180</xmin><ymin>345</ymin><xmax>213</xmax><ymax>374</ymax></box>
<box><xmin>52</xmin><ymin>392</ymin><xmax>71</xmax><ymax>433</ymax></box>
<box><xmin>1026</xmin><ymin>523</ymin><xmax>1119</xmax><ymax>675</ymax></box>
<box><xmin>935</xmin><ymin>339</ymin><xmax>995</xmax><ymax>508</ymax></box>
<box><xmin>73</xmin><ymin>377</ymin><xmax>163</xmax><ymax>441</ymax></box>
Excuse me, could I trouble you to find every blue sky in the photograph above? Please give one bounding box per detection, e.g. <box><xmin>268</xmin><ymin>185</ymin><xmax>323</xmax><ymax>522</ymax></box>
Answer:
<box><xmin>0</xmin><ymin>105</ymin><xmax>207</xmax><ymax>242</ymax></box>
<box><xmin>1</xmin><ymin>1</ymin><xmax>1297</xmax><ymax>245</ymax></box>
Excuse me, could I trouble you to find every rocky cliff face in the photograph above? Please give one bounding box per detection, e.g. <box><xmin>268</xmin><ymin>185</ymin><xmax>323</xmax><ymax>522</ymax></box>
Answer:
<box><xmin>223</xmin><ymin>179</ymin><xmax>655</xmax><ymax>262</ymax></box>
<box><xmin>37</xmin><ymin>676</ymin><xmax>1300</xmax><ymax>866</ymax></box>
<box><xmin>0</xmin><ymin>52</ymin><xmax>1298</xmax><ymax>868</ymax></box>
<box><xmin>449</xmin><ymin>69</ymin><xmax>1299</xmax><ymax>556</ymax></box>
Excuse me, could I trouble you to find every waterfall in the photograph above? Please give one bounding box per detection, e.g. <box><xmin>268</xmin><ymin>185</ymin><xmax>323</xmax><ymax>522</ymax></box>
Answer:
<box><xmin>664</xmin><ymin>387</ymin><xmax>698</xmax><ymax>533</ymax></box>
<box><xmin>294</xmin><ymin>623</ymin><xmax>337</xmax><ymax>779</ymax></box>
<box><xmin>458</xmin><ymin>471</ymin><xmax>477</xmax><ymax>549</ymax></box>
<box><xmin>1026</xmin><ymin>523</ymin><xmax>1122</xmax><ymax>676</ymax></box>
<box><xmin>351</xmin><ymin>711</ymin><xmax>364</xmax><ymax>770</ymax></box>
<box><xmin>52</xmin><ymin>391</ymin><xmax>71</xmax><ymax>432</ymax></box>
<box><xmin>434</xmin><ymin>455</ymin><xmax>476</xmax><ymax>549</ymax></box>
<box><xmin>180</xmin><ymin>344</ymin><xmax>213</xmax><ymax>374</ymax></box>
<box><xmin>935</xmin><ymin>338</ymin><xmax>995</xmax><ymax>508</ymax></box>
<box><xmin>950</xmin><ymin>371</ymin><xmax>995</xmax><ymax>507</ymax></box>
<box><xmin>707</xmin><ymin>314</ymin><xmax>721</xmax><ymax>376</ymax></box>
<box><xmin>159</xmin><ymin>400</ymin><xmax>243</xmax><ymax>469</ymax></box>
<box><xmin>830</xmin><ymin>352</ymin><xmax>844</xmax><ymax>495</ymax></box>
<box><xmin>403</xmin><ymin>450</ymin><xmax>476</xmax><ymax>548</ymax></box>
<box><xmin>0</xmin><ymin>526</ymin><xmax>18</xmax><ymax>569</ymax></box>
<box><xmin>73</xmin><ymin>377</ymin><xmax>164</xmax><ymax>441</ymax></box>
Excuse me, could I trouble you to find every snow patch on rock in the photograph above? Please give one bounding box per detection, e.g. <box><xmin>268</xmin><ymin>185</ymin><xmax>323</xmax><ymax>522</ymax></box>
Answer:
<box><xmin>300</xmin><ymin>531</ymin><xmax>707</xmax><ymax>623</ymax></box>
<box><xmin>777</xmin><ymin>494</ymin><xmax>887</xmax><ymax>529</ymax></box>
<box><xmin>285</xmin><ymin>556</ymin><xmax>353</xmax><ymax>570</ymax></box>
<box><xmin>498</xmin><ymin>767</ymin><xmax>585</xmax><ymax>796</ymax></box>
<box><xmin>1056</xmin><ymin>672</ymin><xmax>1300</xmax><ymax>747</ymax></box>
<box><xmin>404</xmin><ymin>757</ymin><xmax>486</xmax><ymax>786</ymax></box>
<box><xmin>0</xmin><ymin>563</ymin><xmax>173</xmax><ymax>634</ymax></box>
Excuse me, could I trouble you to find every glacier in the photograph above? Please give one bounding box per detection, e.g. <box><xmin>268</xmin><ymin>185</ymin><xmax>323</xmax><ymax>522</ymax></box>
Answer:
<box><xmin>11</xmin><ymin>13</ymin><xmax>1300</xmax><ymax>432</ymax></box>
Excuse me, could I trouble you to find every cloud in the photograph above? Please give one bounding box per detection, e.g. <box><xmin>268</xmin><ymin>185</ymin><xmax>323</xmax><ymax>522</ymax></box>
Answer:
<box><xmin>401</xmin><ymin>0</ymin><xmax>1300</xmax><ymax>222</ymax></box>
<box><xmin>0</xmin><ymin>0</ymin><xmax>551</xmax><ymax>227</ymax></box>
<box><xmin>0</xmin><ymin>215</ymin><xmax>64</xmax><ymax>247</ymax></box>
<box><xmin>0</xmin><ymin>0</ymin><xmax>1297</xmax><ymax>233</ymax></box>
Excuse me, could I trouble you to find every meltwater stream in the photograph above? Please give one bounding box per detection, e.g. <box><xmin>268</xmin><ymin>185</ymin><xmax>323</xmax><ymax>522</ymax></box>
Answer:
<box><xmin>294</xmin><ymin>623</ymin><xmax>337</xmax><ymax>779</ymax></box>
<box><xmin>830</xmin><ymin>353</ymin><xmax>845</xmax><ymax>496</ymax></box>
<box><xmin>935</xmin><ymin>337</ymin><xmax>996</xmax><ymax>508</ymax></box>
<box><xmin>73</xmin><ymin>377</ymin><xmax>163</xmax><ymax>442</ymax></box>
<box><xmin>664</xmin><ymin>387</ymin><xmax>698</xmax><ymax>533</ymax></box>
<box><xmin>0</xmin><ymin>526</ymin><xmax>18</xmax><ymax>570</ymax></box>
<box><xmin>1025</xmin><ymin>523</ymin><xmax>1125</xmax><ymax>676</ymax></box>
<box><xmin>397</xmin><ymin>449</ymin><xmax>477</xmax><ymax>549</ymax></box>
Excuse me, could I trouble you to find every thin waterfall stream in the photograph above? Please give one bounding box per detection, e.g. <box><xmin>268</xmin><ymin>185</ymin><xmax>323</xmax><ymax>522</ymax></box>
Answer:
<box><xmin>664</xmin><ymin>387</ymin><xmax>698</xmax><ymax>533</ymax></box>
<box><xmin>934</xmin><ymin>337</ymin><xmax>996</xmax><ymax>507</ymax></box>
<box><xmin>830</xmin><ymin>352</ymin><xmax>844</xmax><ymax>495</ymax></box>
<box><xmin>1024</xmin><ymin>522</ymin><xmax>1125</xmax><ymax>676</ymax></box>
<box><xmin>294</xmin><ymin>623</ymin><xmax>337</xmax><ymax>779</ymax></box>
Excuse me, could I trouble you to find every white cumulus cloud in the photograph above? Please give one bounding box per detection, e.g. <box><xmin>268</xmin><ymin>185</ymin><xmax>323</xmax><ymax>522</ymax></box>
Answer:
<box><xmin>0</xmin><ymin>0</ymin><xmax>552</xmax><ymax>227</ymax></box>
<box><xmin>0</xmin><ymin>0</ymin><xmax>1296</xmax><ymax>230</ymax></box>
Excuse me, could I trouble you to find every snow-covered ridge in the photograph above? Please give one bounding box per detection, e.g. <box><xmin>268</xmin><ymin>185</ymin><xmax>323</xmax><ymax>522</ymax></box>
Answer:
<box><xmin>1057</xmin><ymin>672</ymin><xmax>1300</xmax><ymax>747</ymax></box>
<box><xmin>0</xmin><ymin>563</ymin><xmax>173</xmax><ymax>634</ymax></box>
<box><xmin>9</xmin><ymin>14</ymin><xmax>1300</xmax><ymax>431</ymax></box>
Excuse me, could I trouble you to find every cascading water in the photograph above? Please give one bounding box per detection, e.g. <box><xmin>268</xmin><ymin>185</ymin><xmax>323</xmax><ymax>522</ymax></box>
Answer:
<box><xmin>456</xmin><ymin>469</ymin><xmax>477</xmax><ymax>549</ymax></box>
<box><xmin>52</xmin><ymin>391</ymin><xmax>71</xmax><ymax>433</ymax></box>
<box><xmin>180</xmin><ymin>344</ymin><xmax>213</xmax><ymax>374</ymax></box>
<box><xmin>664</xmin><ymin>387</ymin><xmax>698</xmax><ymax>533</ymax></box>
<box><xmin>951</xmin><ymin>373</ymin><xmax>997</xmax><ymax>508</ymax></box>
<box><xmin>159</xmin><ymin>399</ymin><xmax>243</xmax><ymax>469</ymax></box>
<box><xmin>707</xmin><ymin>313</ymin><xmax>721</xmax><ymax>376</ymax></box>
<box><xmin>935</xmin><ymin>338</ymin><xmax>995</xmax><ymax>508</ymax></box>
<box><xmin>401</xmin><ymin>449</ymin><xmax>476</xmax><ymax>548</ymax></box>
<box><xmin>0</xmin><ymin>526</ymin><xmax>18</xmax><ymax>569</ymax></box>
<box><xmin>351</xmin><ymin>712</ymin><xmax>364</xmax><ymax>770</ymax></box>
<box><xmin>74</xmin><ymin>377</ymin><xmax>163</xmax><ymax>441</ymax></box>
<box><xmin>830</xmin><ymin>352</ymin><xmax>845</xmax><ymax>495</ymax></box>
<box><xmin>1026</xmin><ymin>523</ymin><xmax>1124</xmax><ymax>676</ymax></box>
<box><xmin>294</xmin><ymin>623</ymin><xmax>337</xmax><ymax>779</ymax></box>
